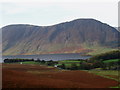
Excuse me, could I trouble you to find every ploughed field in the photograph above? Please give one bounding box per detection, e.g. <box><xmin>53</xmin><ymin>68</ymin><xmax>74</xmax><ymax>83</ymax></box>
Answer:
<box><xmin>2</xmin><ymin>64</ymin><xmax>118</xmax><ymax>88</ymax></box>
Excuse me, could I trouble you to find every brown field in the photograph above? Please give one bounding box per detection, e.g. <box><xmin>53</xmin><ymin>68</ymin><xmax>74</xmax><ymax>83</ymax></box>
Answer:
<box><xmin>2</xmin><ymin>64</ymin><xmax>118</xmax><ymax>88</ymax></box>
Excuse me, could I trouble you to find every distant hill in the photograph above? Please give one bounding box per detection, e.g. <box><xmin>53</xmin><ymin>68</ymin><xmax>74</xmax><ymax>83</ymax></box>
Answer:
<box><xmin>2</xmin><ymin>19</ymin><xmax>119</xmax><ymax>55</ymax></box>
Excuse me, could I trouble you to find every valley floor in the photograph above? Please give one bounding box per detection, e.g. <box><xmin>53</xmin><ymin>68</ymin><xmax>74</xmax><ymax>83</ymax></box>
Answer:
<box><xmin>2</xmin><ymin>64</ymin><xmax>119</xmax><ymax>88</ymax></box>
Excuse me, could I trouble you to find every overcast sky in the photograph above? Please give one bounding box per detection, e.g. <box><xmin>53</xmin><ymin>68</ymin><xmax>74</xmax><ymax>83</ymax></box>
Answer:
<box><xmin>0</xmin><ymin>0</ymin><xmax>119</xmax><ymax>27</ymax></box>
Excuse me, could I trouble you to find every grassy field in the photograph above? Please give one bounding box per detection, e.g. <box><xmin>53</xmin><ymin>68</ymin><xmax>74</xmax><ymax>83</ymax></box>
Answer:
<box><xmin>5</xmin><ymin>60</ymin><xmax>82</xmax><ymax>68</ymax></box>
<box><xmin>58</xmin><ymin>60</ymin><xmax>82</xmax><ymax>63</ymax></box>
<box><xmin>103</xmin><ymin>59</ymin><xmax>119</xmax><ymax>63</ymax></box>
<box><xmin>57</xmin><ymin>63</ymin><xmax>80</xmax><ymax>68</ymax></box>
<box><xmin>111</xmin><ymin>86</ymin><xmax>120</xmax><ymax>88</ymax></box>
<box><xmin>18</xmin><ymin>61</ymin><xmax>41</xmax><ymax>64</ymax></box>
<box><xmin>87</xmin><ymin>70</ymin><xmax>120</xmax><ymax>88</ymax></box>
<box><xmin>87</xmin><ymin>70</ymin><xmax>119</xmax><ymax>81</ymax></box>
<box><xmin>57</xmin><ymin>60</ymin><xmax>83</xmax><ymax>68</ymax></box>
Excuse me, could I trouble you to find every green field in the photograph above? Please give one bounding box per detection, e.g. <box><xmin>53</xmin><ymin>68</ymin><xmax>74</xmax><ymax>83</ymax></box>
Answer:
<box><xmin>21</xmin><ymin>61</ymin><xmax>41</xmax><ymax>64</ymax></box>
<box><xmin>58</xmin><ymin>60</ymin><xmax>82</xmax><ymax>63</ymax></box>
<box><xmin>111</xmin><ymin>86</ymin><xmax>120</xmax><ymax>88</ymax></box>
<box><xmin>103</xmin><ymin>59</ymin><xmax>119</xmax><ymax>63</ymax></box>
<box><xmin>57</xmin><ymin>63</ymin><xmax>80</xmax><ymax>68</ymax></box>
<box><xmin>57</xmin><ymin>60</ymin><xmax>83</xmax><ymax>68</ymax></box>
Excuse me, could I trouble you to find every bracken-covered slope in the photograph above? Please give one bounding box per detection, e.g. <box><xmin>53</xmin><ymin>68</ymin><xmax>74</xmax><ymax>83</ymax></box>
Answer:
<box><xmin>2</xmin><ymin>19</ymin><xmax>119</xmax><ymax>55</ymax></box>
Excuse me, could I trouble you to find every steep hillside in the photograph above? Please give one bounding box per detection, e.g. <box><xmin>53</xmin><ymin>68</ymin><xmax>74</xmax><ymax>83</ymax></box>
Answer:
<box><xmin>2</xmin><ymin>19</ymin><xmax>119</xmax><ymax>55</ymax></box>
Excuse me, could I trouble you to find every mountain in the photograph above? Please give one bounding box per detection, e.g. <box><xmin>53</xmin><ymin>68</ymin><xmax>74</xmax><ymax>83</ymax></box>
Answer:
<box><xmin>114</xmin><ymin>27</ymin><xmax>118</xmax><ymax>30</ymax></box>
<box><xmin>114</xmin><ymin>27</ymin><xmax>120</xmax><ymax>32</ymax></box>
<box><xmin>2</xmin><ymin>19</ymin><xmax>119</xmax><ymax>55</ymax></box>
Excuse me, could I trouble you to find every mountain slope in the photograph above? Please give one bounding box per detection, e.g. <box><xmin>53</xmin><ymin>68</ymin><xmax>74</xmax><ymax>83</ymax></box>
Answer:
<box><xmin>2</xmin><ymin>19</ymin><xmax>119</xmax><ymax>55</ymax></box>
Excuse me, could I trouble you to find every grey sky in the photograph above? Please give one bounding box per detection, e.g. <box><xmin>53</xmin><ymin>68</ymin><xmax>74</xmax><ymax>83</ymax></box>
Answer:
<box><xmin>0</xmin><ymin>0</ymin><xmax>118</xmax><ymax>27</ymax></box>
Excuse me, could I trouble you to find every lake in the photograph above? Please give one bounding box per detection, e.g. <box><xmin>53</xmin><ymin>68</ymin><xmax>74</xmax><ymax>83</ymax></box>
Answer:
<box><xmin>2</xmin><ymin>53</ymin><xmax>91</xmax><ymax>62</ymax></box>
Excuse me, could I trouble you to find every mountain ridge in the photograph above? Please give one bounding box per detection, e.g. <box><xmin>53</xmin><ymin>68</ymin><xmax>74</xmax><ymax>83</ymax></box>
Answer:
<box><xmin>2</xmin><ymin>18</ymin><xmax>119</xmax><ymax>55</ymax></box>
<box><xmin>2</xmin><ymin>18</ymin><xmax>116</xmax><ymax>29</ymax></box>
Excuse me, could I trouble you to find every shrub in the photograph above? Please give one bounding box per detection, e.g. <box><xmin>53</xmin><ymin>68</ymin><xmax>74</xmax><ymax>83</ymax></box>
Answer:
<box><xmin>89</xmin><ymin>50</ymin><xmax>120</xmax><ymax>61</ymax></box>
<box><xmin>70</xmin><ymin>63</ymin><xmax>78</xmax><ymax>70</ymax></box>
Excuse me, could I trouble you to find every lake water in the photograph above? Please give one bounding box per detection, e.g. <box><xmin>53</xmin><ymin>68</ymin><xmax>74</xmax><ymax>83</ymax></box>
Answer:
<box><xmin>2</xmin><ymin>53</ymin><xmax>91</xmax><ymax>62</ymax></box>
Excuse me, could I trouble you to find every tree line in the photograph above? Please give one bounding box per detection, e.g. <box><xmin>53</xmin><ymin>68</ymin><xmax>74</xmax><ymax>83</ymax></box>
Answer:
<box><xmin>89</xmin><ymin>50</ymin><xmax>120</xmax><ymax>61</ymax></box>
<box><xmin>58</xmin><ymin>60</ymin><xmax>120</xmax><ymax>70</ymax></box>
<box><xmin>4</xmin><ymin>58</ymin><xmax>58</xmax><ymax>66</ymax></box>
<box><xmin>4</xmin><ymin>58</ymin><xmax>34</xmax><ymax>63</ymax></box>
<box><xmin>58</xmin><ymin>50</ymin><xmax>120</xmax><ymax>70</ymax></box>
<box><xmin>35</xmin><ymin>59</ymin><xmax>58</xmax><ymax>66</ymax></box>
